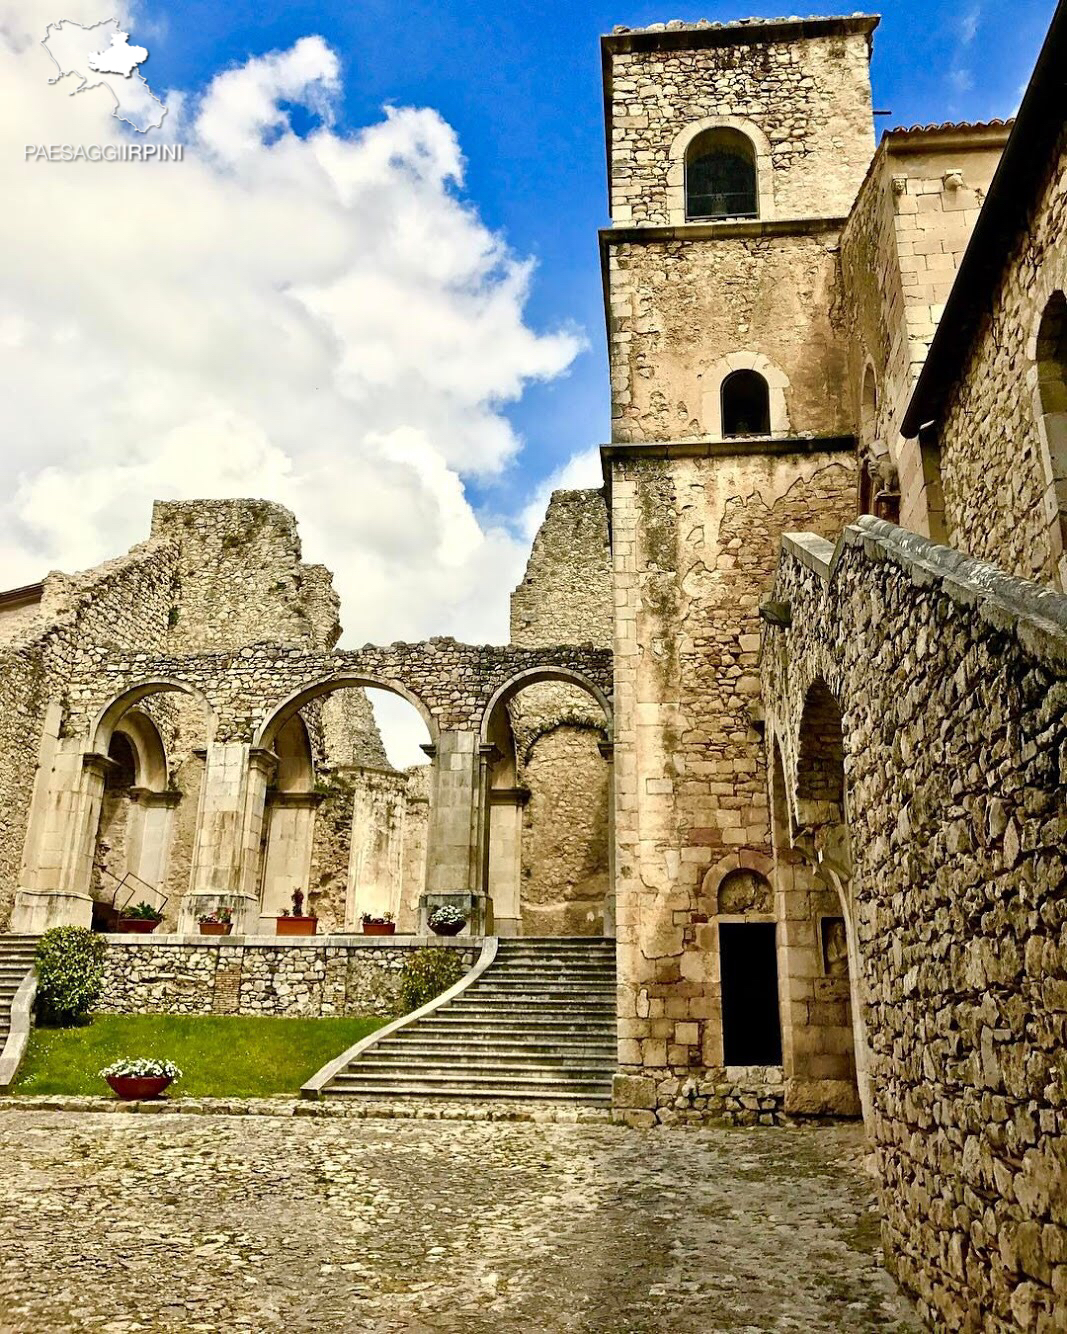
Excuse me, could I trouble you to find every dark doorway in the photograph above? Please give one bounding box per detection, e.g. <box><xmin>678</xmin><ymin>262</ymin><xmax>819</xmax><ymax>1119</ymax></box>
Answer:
<box><xmin>720</xmin><ymin>922</ymin><xmax>782</xmax><ymax>1064</ymax></box>
<box><xmin>721</xmin><ymin>370</ymin><xmax>771</xmax><ymax>436</ymax></box>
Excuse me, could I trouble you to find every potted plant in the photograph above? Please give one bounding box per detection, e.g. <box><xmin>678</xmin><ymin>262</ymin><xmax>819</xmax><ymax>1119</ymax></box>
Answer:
<box><xmin>100</xmin><ymin>1058</ymin><xmax>182</xmax><ymax>1101</ymax></box>
<box><xmin>361</xmin><ymin>912</ymin><xmax>396</xmax><ymax>936</ymax></box>
<box><xmin>117</xmin><ymin>901</ymin><xmax>164</xmax><ymax>934</ymax></box>
<box><xmin>276</xmin><ymin>889</ymin><xmax>317</xmax><ymax>937</ymax></box>
<box><xmin>428</xmin><ymin>904</ymin><xmax>467</xmax><ymax>937</ymax></box>
<box><xmin>198</xmin><ymin>906</ymin><xmax>233</xmax><ymax>937</ymax></box>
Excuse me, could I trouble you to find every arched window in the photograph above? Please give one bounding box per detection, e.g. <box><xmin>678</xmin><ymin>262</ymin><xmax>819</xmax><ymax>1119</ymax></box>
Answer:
<box><xmin>686</xmin><ymin>128</ymin><xmax>758</xmax><ymax>221</ymax></box>
<box><xmin>1036</xmin><ymin>292</ymin><xmax>1067</xmax><ymax>481</ymax></box>
<box><xmin>721</xmin><ymin>369</ymin><xmax>771</xmax><ymax>437</ymax></box>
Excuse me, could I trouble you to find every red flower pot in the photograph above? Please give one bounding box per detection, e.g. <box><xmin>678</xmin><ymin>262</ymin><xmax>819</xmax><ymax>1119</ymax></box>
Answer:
<box><xmin>106</xmin><ymin>1074</ymin><xmax>173</xmax><ymax>1100</ymax></box>
<box><xmin>430</xmin><ymin>920</ymin><xmax>465</xmax><ymax>937</ymax></box>
<box><xmin>117</xmin><ymin>918</ymin><xmax>161</xmax><ymax>934</ymax></box>
<box><xmin>362</xmin><ymin>921</ymin><xmax>396</xmax><ymax>935</ymax></box>
<box><xmin>199</xmin><ymin>922</ymin><xmax>233</xmax><ymax>936</ymax></box>
<box><xmin>276</xmin><ymin>916</ymin><xmax>317</xmax><ymax>937</ymax></box>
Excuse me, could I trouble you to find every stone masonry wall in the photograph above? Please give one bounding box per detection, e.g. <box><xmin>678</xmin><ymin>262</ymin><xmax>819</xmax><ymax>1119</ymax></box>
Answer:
<box><xmin>762</xmin><ymin>517</ymin><xmax>1067</xmax><ymax>1330</ymax></box>
<box><xmin>936</xmin><ymin>122</ymin><xmax>1067</xmax><ymax>589</ymax></box>
<box><xmin>605</xmin><ymin>21</ymin><xmax>875</xmax><ymax>226</ymax></box>
<box><xmin>607</xmin><ymin>231</ymin><xmax>850</xmax><ymax>444</ymax></box>
<box><xmin>611</xmin><ymin>449</ymin><xmax>857</xmax><ymax>1120</ymax></box>
<box><xmin>97</xmin><ymin>937</ymin><xmax>477</xmax><ymax>1019</ymax></box>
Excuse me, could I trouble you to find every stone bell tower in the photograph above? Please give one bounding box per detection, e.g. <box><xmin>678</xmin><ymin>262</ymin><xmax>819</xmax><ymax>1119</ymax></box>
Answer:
<box><xmin>601</xmin><ymin>16</ymin><xmax>878</xmax><ymax>1121</ymax></box>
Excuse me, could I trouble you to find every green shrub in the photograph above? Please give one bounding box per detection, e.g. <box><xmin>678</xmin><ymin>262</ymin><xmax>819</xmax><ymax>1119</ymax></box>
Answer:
<box><xmin>35</xmin><ymin>926</ymin><xmax>107</xmax><ymax>1027</ymax></box>
<box><xmin>397</xmin><ymin>949</ymin><xmax>466</xmax><ymax>1014</ymax></box>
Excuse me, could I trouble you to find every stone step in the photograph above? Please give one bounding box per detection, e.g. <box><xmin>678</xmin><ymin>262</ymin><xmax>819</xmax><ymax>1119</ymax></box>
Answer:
<box><xmin>330</xmin><ymin>1070</ymin><xmax>612</xmax><ymax>1094</ymax></box>
<box><xmin>326</xmin><ymin>1084</ymin><xmax>611</xmax><ymax>1104</ymax></box>
<box><xmin>414</xmin><ymin>1016</ymin><xmax>616</xmax><ymax>1034</ymax></box>
<box><xmin>379</xmin><ymin>1036</ymin><xmax>615</xmax><ymax>1054</ymax></box>
<box><xmin>468</xmin><ymin>985</ymin><xmax>615</xmax><ymax>999</ymax></box>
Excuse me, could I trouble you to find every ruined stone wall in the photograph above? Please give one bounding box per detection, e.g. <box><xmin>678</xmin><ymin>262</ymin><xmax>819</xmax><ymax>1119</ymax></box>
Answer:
<box><xmin>607</xmin><ymin>231</ymin><xmax>850</xmax><ymax>443</ymax></box>
<box><xmin>508</xmin><ymin>489</ymin><xmax>613</xmax><ymax>933</ymax></box>
<box><xmin>762</xmin><ymin>517</ymin><xmax>1067</xmax><ymax>1329</ymax></box>
<box><xmin>96</xmin><ymin>936</ymin><xmax>476</xmax><ymax>1018</ymax></box>
<box><xmin>935</xmin><ymin>123</ymin><xmax>1067</xmax><ymax>588</ymax></box>
<box><xmin>610</xmin><ymin>448</ymin><xmax>857</xmax><ymax>1117</ymax></box>
<box><xmin>605</xmin><ymin>22</ymin><xmax>875</xmax><ymax>226</ymax></box>
<box><xmin>151</xmin><ymin>500</ymin><xmax>341</xmax><ymax>651</ymax></box>
<box><xmin>510</xmin><ymin>489</ymin><xmax>612</xmax><ymax>649</ymax></box>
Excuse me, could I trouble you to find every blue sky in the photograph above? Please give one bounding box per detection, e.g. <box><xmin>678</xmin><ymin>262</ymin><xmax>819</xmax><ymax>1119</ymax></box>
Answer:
<box><xmin>137</xmin><ymin>0</ymin><xmax>1056</xmax><ymax>519</ymax></box>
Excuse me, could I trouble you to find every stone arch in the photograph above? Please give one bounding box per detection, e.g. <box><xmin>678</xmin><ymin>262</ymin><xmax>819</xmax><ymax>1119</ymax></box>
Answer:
<box><xmin>255</xmin><ymin>672</ymin><xmax>438</xmax><ymax>750</ymax></box>
<box><xmin>112</xmin><ymin>709</ymin><xmax>169</xmax><ymax>792</ymax></box>
<box><xmin>796</xmin><ymin>678</ymin><xmax>846</xmax><ymax>815</ymax></box>
<box><xmin>480</xmin><ymin>665</ymin><xmax>613</xmax><ymax>937</ymax></box>
<box><xmin>702</xmin><ymin>351</ymin><xmax>790</xmax><ymax>440</ymax></box>
<box><xmin>90</xmin><ymin>678</ymin><xmax>215</xmax><ymax>754</ymax></box>
<box><xmin>667</xmin><ymin>115</ymin><xmax>774</xmax><ymax>226</ymax></box>
<box><xmin>479</xmin><ymin>666</ymin><xmax>612</xmax><ymax>743</ymax></box>
<box><xmin>1028</xmin><ymin>284</ymin><xmax>1067</xmax><ymax>588</ymax></box>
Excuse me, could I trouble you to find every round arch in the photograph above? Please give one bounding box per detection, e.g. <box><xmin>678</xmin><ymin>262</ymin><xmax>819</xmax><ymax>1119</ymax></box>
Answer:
<box><xmin>90</xmin><ymin>679</ymin><xmax>216</xmax><ymax>755</ymax></box>
<box><xmin>667</xmin><ymin>115</ymin><xmax>774</xmax><ymax>225</ymax></box>
<box><xmin>113</xmin><ymin>709</ymin><xmax>169</xmax><ymax>792</ymax></box>
<box><xmin>254</xmin><ymin>672</ymin><xmax>438</xmax><ymax>750</ymax></box>
<box><xmin>478</xmin><ymin>666</ymin><xmax>613</xmax><ymax>744</ymax></box>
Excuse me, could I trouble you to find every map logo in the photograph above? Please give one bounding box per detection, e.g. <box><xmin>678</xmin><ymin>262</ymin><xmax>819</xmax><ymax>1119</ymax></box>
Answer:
<box><xmin>42</xmin><ymin>17</ymin><xmax>166</xmax><ymax>134</ymax></box>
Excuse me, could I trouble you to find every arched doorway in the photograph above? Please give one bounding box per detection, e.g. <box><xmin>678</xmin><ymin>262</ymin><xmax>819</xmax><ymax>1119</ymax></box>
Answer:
<box><xmin>255</xmin><ymin>676</ymin><xmax>435</xmax><ymax>931</ymax></box>
<box><xmin>480</xmin><ymin>668</ymin><xmax>613</xmax><ymax>937</ymax></box>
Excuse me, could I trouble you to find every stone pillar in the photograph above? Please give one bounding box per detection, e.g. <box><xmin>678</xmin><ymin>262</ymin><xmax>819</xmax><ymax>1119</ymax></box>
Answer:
<box><xmin>259</xmin><ymin>792</ymin><xmax>320</xmax><ymax>926</ymax></box>
<box><xmin>419</xmin><ymin>730</ymin><xmax>490</xmax><ymax>932</ymax></box>
<box><xmin>182</xmin><ymin>742</ymin><xmax>274</xmax><ymax>933</ymax></box>
<box><xmin>346</xmin><ymin>778</ymin><xmax>406</xmax><ymax>928</ymax></box>
<box><xmin>487</xmin><ymin>787</ymin><xmax>528</xmax><ymax>936</ymax></box>
<box><xmin>126</xmin><ymin>788</ymin><xmax>180</xmax><ymax>893</ymax></box>
<box><xmin>599</xmin><ymin>739</ymin><xmax>617</xmax><ymax>938</ymax></box>
<box><xmin>11</xmin><ymin>740</ymin><xmax>106</xmax><ymax>932</ymax></box>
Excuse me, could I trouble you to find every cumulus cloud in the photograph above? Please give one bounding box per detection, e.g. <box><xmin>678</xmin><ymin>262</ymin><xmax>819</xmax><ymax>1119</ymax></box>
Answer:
<box><xmin>0</xmin><ymin>0</ymin><xmax>586</xmax><ymax>667</ymax></box>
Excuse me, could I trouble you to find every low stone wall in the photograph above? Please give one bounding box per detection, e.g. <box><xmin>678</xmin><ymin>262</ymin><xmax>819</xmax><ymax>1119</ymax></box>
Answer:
<box><xmin>97</xmin><ymin>935</ymin><xmax>478</xmax><ymax>1019</ymax></box>
<box><xmin>614</xmin><ymin>1067</ymin><xmax>786</xmax><ymax>1128</ymax></box>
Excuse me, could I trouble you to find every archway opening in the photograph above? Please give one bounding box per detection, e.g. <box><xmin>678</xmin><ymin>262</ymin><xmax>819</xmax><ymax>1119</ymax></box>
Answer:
<box><xmin>721</xmin><ymin>369</ymin><xmax>771</xmax><ymax>437</ymax></box>
<box><xmin>686</xmin><ymin>127</ymin><xmax>758</xmax><ymax>220</ymax></box>
<box><xmin>1036</xmin><ymin>292</ymin><xmax>1067</xmax><ymax>559</ymax></box>
<box><xmin>715</xmin><ymin>869</ymin><xmax>782</xmax><ymax>1065</ymax></box>
<box><xmin>482</xmin><ymin>669</ymin><xmax>612</xmax><ymax>937</ymax></box>
<box><xmin>257</xmin><ymin>678</ymin><xmax>433</xmax><ymax>931</ymax></box>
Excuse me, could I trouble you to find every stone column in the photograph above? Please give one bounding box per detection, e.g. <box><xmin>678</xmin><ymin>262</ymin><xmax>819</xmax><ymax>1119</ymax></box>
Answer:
<box><xmin>11</xmin><ymin>738</ymin><xmax>104</xmax><ymax>932</ymax></box>
<box><xmin>126</xmin><ymin>788</ymin><xmax>180</xmax><ymax>893</ymax></box>
<box><xmin>419</xmin><ymin>730</ymin><xmax>491</xmax><ymax>932</ymax></box>
<box><xmin>182</xmin><ymin>742</ymin><xmax>274</xmax><ymax>933</ymax></box>
<box><xmin>259</xmin><ymin>792</ymin><xmax>320</xmax><ymax>926</ymax></box>
<box><xmin>487</xmin><ymin>786</ymin><xmax>528</xmax><ymax>936</ymax></box>
<box><xmin>598</xmin><ymin>739</ymin><xmax>617</xmax><ymax>938</ymax></box>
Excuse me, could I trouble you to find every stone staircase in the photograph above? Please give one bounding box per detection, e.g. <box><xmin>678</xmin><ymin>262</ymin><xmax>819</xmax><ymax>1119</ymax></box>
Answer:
<box><xmin>320</xmin><ymin>938</ymin><xmax>617</xmax><ymax>1105</ymax></box>
<box><xmin>0</xmin><ymin>937</ymin><xmax>37</xmax><ymax>1054</ymax></box>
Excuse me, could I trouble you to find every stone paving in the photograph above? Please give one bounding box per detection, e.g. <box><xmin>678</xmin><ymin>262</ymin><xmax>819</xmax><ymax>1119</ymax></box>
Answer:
<box><xmin>0</xmin><ymin>1111</ymin><xmax>921</xmax><ymax>1333</ymax></box>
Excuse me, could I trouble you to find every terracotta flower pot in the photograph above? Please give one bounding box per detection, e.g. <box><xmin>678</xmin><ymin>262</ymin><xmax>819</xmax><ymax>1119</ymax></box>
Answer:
<box><xmin>117</xmin><ymin>918</ymin><xmax>161</xmax><ymax>934</ymax></box>
<box><xmin>430</xmin><ymin>920</ymin><xmax>465</xmax><ymax>937</ymax></box>
<box><xmin>276</xmin><ymin>915</ymin><xmax>317</xmax><ymax>937</ymax></box>
<box><xmin>199</xmin><ymin>922</ymin><xmax>233</xmax><ymax>936</ymax></box>
<box><xmin>106</xmin><ymin>1074</ymin><xmax>173</xmax><ymax>1100</ymax></box>
<box><xmin>362</xmin><ymin>921</ymin><xmax>396</xmax><ymax>935</ymax></box>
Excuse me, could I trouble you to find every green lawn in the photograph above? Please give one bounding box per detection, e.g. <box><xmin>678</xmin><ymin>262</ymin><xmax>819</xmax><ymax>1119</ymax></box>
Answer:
<box><xmin>11</xmin><ymin>1013</ymin><xmax>387</xmax><ymax>1098</ymax></box>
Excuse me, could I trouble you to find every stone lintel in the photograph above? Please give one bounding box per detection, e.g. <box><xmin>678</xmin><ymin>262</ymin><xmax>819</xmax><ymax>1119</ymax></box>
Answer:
<box><xmin>128</xmin><ymin>786</ymin><xmax>182</xmax><ymax>808</ymax></box>
<box><xmin>601</xmin><ymin>437</ymin><xmax>856</xmax><ymax>466</ymax></box>
<box><xmin>489</xmin><ymin>786</ymin><xmax>531</xmax><ymax>807</ymax></box>
<box><xmin>600</xmin><ymin>217</ymin><xmax>848</xmax><ymax>246</ymax></box>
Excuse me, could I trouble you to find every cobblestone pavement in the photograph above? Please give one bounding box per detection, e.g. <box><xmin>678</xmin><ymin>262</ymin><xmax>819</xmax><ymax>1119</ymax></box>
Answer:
<box><xmin>0</xmin><ymin>1111</ymin><xmax>920</xmax><ymax>1333</ymax></box>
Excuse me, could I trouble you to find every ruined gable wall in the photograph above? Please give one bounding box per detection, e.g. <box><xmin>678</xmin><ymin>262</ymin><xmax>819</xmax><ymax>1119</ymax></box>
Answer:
<box><xmin>762</xmin><ymin>518</ymin><xmax>1067</xmax><ymax>1330</ymax></box>
<box><xmin>935</xmin><ymin>125</ymin><xmax>1067</xmax><ymax>588</ymax></box>
<box><xmin>611</xmin><ymin>449</ymin><xmax>857</xmax><ymax>1111</ymax></box>
<box><xmin>508</xmin><ymin>487</ymin><xmax>613</xmax><ymax>934</ymax></box>
<box><xmin>607</xmin><ymin>27</ymin><xmax>874</xmax><ymax>226</ymax></box>
<box><xmin>608</xmin><ymin>232</ymin><xmax>850</xmax><ymax>443</ymax></box>
<box><xmin>152</xmin><ymin>499</ymin><xmax>342</xmax><ymax>652</ymax></box>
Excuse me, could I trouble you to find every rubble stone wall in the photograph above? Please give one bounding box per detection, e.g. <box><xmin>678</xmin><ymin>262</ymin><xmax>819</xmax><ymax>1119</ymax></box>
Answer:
<box><xmin>935</xmin><ymin>123</ymin><xmax>1067</xmax><ymax>588</ymax></box>
<box><xmin>762</xmin><ymin>516</ymin><xmax>1067</xmax><ymax>1330</ymax></box>
<box><xmin>97</xmin><ymin>937</ymin><xmax>477</xmax><ymax>1019</ymax></box>
<box><xmin>606</xmin><ymin>231</ymin><xmax>851</xmax><ymax>443</ymax></box>
<box><xmin>610</xmin><ymin>448</ymin><xmax>857</xmax><ymax>1119</ymax></box>
<box><xmin>605</xmin><ymin>23</ymin><xmax>875</xmax><ymax>226</ymax></box>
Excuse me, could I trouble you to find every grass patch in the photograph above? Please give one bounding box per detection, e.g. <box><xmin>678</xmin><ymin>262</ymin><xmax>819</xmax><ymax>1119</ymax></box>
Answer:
<box><xmin>11</xmin><ymin>1013</ymin><xmax>387</xmax><ymax>1098</ymax></box>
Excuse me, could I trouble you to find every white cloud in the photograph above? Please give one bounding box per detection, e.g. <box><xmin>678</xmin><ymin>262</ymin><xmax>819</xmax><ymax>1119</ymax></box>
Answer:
<box><xmin>519</xmin><ymin>446</ymin><xmax>603</xmax><ymax>541</ymax></box>
<box><xmin>0</xmin><ymin>0</ymin><xmax>585</xmax><ymax>662</ymax></box>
